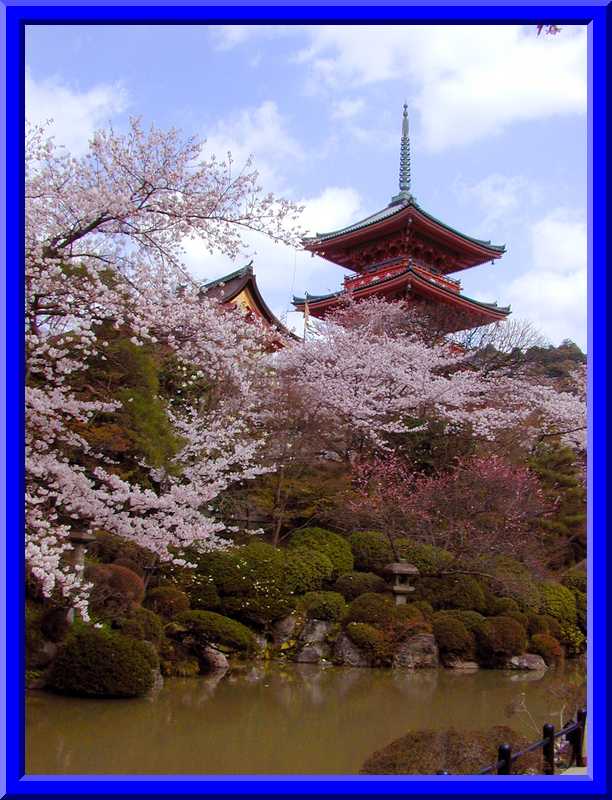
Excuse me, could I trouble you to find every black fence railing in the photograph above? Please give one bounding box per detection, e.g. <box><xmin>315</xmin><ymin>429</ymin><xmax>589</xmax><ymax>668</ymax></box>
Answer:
<box><xmin>437</xmin><ymin>707</ymin><xmax>587</xmax><ymax>776</ymax></box>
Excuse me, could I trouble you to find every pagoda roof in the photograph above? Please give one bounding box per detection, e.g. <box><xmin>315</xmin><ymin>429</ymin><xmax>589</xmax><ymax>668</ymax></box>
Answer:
<box><xmin>293</xmin><ymin>265</ymin><xmax>510</xmax><ymax>331</ymax></box>
<box><xmin>203</xmin><ymin>263</ymin><xmax>298</xmax><ymax>341</ymax></box>
<box><xmin>303</xmin><ymin>198</ymin><xmax>505</xmax><ymax>270</ymax></box>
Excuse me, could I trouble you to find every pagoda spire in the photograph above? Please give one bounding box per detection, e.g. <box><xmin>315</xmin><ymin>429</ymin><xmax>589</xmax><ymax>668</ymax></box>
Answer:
<box><xmin>390</xmin><ymin>103</ymin><xmax>413</xmax><ymax>206</ymax></box>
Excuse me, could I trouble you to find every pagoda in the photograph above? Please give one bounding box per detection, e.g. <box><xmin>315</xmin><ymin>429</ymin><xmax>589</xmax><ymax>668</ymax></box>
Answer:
<box><xmin>203</xmin><ymin>262</ymin><xmax>298</xmax><ymax>345</ymax></box>
<box><xmin>293</xmin><ymin>105</ymin><xmax>510</xmax><ymax>332</ymax></box>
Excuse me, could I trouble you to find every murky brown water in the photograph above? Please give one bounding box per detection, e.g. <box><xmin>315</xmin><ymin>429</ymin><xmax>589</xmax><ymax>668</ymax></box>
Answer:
<box><xmin>26</xmin><ymin>662</ymin><xmax>584</xmax><ymax>774</ymax></box>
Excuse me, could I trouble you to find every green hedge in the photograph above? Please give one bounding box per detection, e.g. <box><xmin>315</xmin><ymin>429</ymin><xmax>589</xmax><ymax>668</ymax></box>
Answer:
<box><xmin>114</xmin><ymin>607</ymin><xmax>164</xmax><ymax>646</ymax></box>
<box><xmin>48</xmin><ymin>627</ymin><xmax>157</xmax><ymax>697</ymax></box>
<box><xmin>474</xmin><ymin>616</ymin><xmax>527</xmax><ymax>666</ymax></box>
<box><xmin>144</xmin><ymin>586</ymin><xmax>190</xmax><ymax>618</ymax></box>
<box><xmin>334</xmin><ymin>571</ymin><xmax>387</xmax><ymax>601</ymax></box>
<box><xmin>300</xmin><ymin>591</ymin><xmax>347</xmax><ymax>621</ymax></box>
<box><xmin>432</xmin><ymin>617</ymin><xmax>475</xmax><ymax>659</ymax></box>
<box><xmin>285</xmin><ymin>547</ymin><xmax>334</xmax><ymax>594</ymax></box>
<box><xmin>348</xmin><ymin>531</ymin><xmax>394</xmax><ymax>574</ymax></box>
<box><xmin>540</xmin><ymin>583</ymin><xmax>577</xmax><ymax>626</ymax></box>
<box><xmin>345</xmin><ymin>593</ymin><xmax>395</xmax><ymax>626</ymax></box>
<box><xmin>288</xmin><ymin>528</ymin><xmax>353</xmax><ymax>578</ymax></box>
<box><xmin>395</xmin><ymin>540</ymin><xmax>454</xmax><ymax>574</ymax></box>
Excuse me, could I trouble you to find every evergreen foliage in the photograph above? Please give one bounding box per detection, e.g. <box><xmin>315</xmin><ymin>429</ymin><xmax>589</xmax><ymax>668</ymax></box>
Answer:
<box><xmin>288</xmin><ymin>527</ymin><xmax>354</xmax><ymax>578</ymax></box>
<box><xmin>334</xmin><ymin>571</ymin><xmax>387</xmax><ymax>601</ymax></box>
<box><xmin>174</xmin><ymin>610</ymin><xmax>256</xmax><ymax>653</ymax></box>
<box><xmin>300</xmin><ymin>591</ymin><xmax>347</xmax><ymax>621</ymax></box>
<box><xmin>348</xmin><ymin>530</ymin><xmax>394</xmax><ymax>574</ymax></box>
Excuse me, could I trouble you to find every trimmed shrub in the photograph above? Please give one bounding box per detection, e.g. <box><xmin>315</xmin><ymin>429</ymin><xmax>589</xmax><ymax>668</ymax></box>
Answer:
<box><xmin>334</xmin><ymin>571</ymin><xmax>387</xmax><ymax>601</ymax></box>
<box><xmin>474</xmin><ymin>616</ymin><xmax>527</xmax><ymax>666</ymax></box>
<box><xmin>198</xmin><ymin>542</ymin><xmax>296</xmax><ymax>624</ymax></box>
<box><xmin>558</xmin><ymin>623</ymin><xmax>586</xmax><ymax>657</ymax></box>
<box><xmin>285</xmin><ymin>547</ymin><xmax>334</xmax><ymax>594</ymax></box>
<box><xmin>86</xmin><ymin>563</ymin><xmax>145</xmax><ymax>620</ymax></box>
<box><xmin>88</xmin><ymin>530</ymin><xmax>155</xmax><ymax>575</ymax></box>
<box><xmin>144</xmin><ymin>586</ymin><xmax>190</xmax><ymax>619</ymax></box>
<box><xmin>411</xmin><ymin>600</ymin><xmax>434</xmax><ymax>620</ymax></box>
<box><xmin>416</xmin><ymin>575</ymin><xmax>486</xmax><ymax>613</ymax></box>
<box><xmin>574</xmin><ymin>590</ymin><xmax>586</xmax><ymax>633</ymax></box>
<box><xmin>435</xmin><ymin>610</ymin><xmax>485</xmax><ymax>633</ymax></box>
<box><xmin>529</xmin><ymin>633</ymin><xmax>563</xmax><ymax>665</ymax></box>
<box><xmin>543</xmin><ymin>615</ymin><xmax>563</xmax><ymax>640</ymax></box>
<box><xmin>395</xmin><ymin>539</ymin><xmax>454</xmax><ymax>574</ymax></box>
<box><xmin>562</xmin><ymin>563</ymin><xmax>587</xmax><ymax>595</ymax></box>
<box><xmin>300</xmin><ymin>591</ymin><xmax>347</xmax><ymax>622</ymax></box>
<box><xmin>25</xmin><ymin>604</ymin><xmax>46</xmax><ymax>670</ymax></box>
<box><xmin>432</xmin><ymin>617</ymin><xmax>475</xmax><ymax>659</ymax></box>
<box><xmin>540</xmin><ymin>583</ymin><xmax>577</xmax><ymax>626</ymax></box>
<box><xmin>360</xmin><ymin>727</ymin><xmax>538</xmax><ymax>775</ymax></box>
<box><xmin>40</xmin><ymin>606</ymin><xmax>71</xmax><ymax>643</ymax></box>
<box><xmin>345</xmin><ymin>593</ymin><xmax>395</xmax><ymax>626</ymax></box>
<box><xmin>115</xmin><ymin>607</ymin><xmax>163</xmax><ymax>646</ymax></box>
<box><xmin>527</xmin><ymin>614</ymin><xmax>551</xmax><ymax>637</ymax></box>
<box><xmin>175</xmin><ymin>610</ymin><xmax>255</xmax><ymax>654</ymax></box>
<box><xmin>184</xmin><ymin>576</ymin><xmax>221</xmax><ymax>612</ymax></box>
<box><xmin>288</xmin><ymin>527</ymin><xmax>353</xmax><ymax>578</ymax></box>
<box><xmin>346</xmin><ymin>622</ymin><xmax>385</xmax><ymax>654</ymax></box>
<box><xmin>348</xmin><ymin>531</ymin><xmax>394</xmax><ymax>574</ymax></box>
<box><xmin>487</xmin><ymin>556</ymin><xmax>542</xmax><ymax>611</ymax></box>
<box><xmin>504</xmin><ymin>610</ymin><xmax>529</xmax><ymax>629</ymax></box>
<box><xmin>487</xmin><ymin>596</ymin><xmax>520</xmax><ymax>617</ymax></box>
<box><xmin>48</xmin><ymin>627</ymin><xmax>156</xmax><ymax>697</ymax></box>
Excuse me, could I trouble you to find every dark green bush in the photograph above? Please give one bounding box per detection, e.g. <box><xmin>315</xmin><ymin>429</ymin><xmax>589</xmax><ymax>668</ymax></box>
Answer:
<box><xmin>416</xmin><ymin>575</ymin><xmax>486</xmax><ymax>613</ymax></box>
<box><xmin>348</xmin><ymin>531</ymin><xmax>394</xmax><ymax>574</ymax></box>
<box><xmin>115</xmin><ymin>607</ymin><xmax>163</xmax><ymax>646</ymax></box>
<box><xmin>144</xmin><ymin>586</ymin><xmax>190</xmax><ymax>618</ymax></box>
<box><xmin>345</xmin><ymin>593</ymin><xmax>395</xmax><ymax>626</ymax></box>
<box><xmin>411</xmin><ymin>600</ymin><xmax>434</xmax><ymax>619</ymax></box>
<box><xmin>435</xmin><ymin>610</ymin><xmax>485</xmax><ymax>633</ymax></box>
<box><xmin>395</xmin><ymin>539</ymin><xmax>454</xmax><ymax>574</ymax></box>
<box><xmin>86</xmin><ymin>563</ymin><xmax>145</xmax><ymax>620</ymax></box>
<box><xmin>175</xmin><ymin>610</ymin><xmax>255</xmax><ymax>653</ymax></box>
<box><xmin>360</xmin><ymin>727</ymin><xmax>538</xmax><ymax>775</ymax></box>
<box><xmin>25</xmin><ymin>604</ymin><xmax>46</xmax><ymax>669</ymax></box>
<box><xmin>574</xmin><ymin>590</ymin><xmax>586</xmax><ymax>633</ymax></box>
<box><xmin>504</xmin><ymin>610</ymin><xmax>529</xmax><ymax>628</ymax></box>
<box><xmin>198</xmin><ymin>542</ymin><xmax>296</xmax><ymax>624</ymax></box>
<box><xmin>40</xmin><ymin>605</ymin><xmax>71</xmax><ymax>643</ymax></box>
<box><xmin>562</xmin><ymin>563</ymin><xmax>586</xmax><ymax>595</ymax></box>
<box><xmin>288</xmin><ymin>527</ymin><xmax>353</xmax><ymax>578</ymax></box>
<box><xmin>88</xmin><ymin>530</ymin><xmax>155</xmax><ymax>575</ymax></box>
<box><xmin>540</xmin><ymin>582</ymin><xmax>577</xmax><ymax>626</ymax></box>
<box><xmin>185</xmin><ymin>576</ymin><xmax>221</xmax><ymax>611</ymax></box>
<box><xmin>334</xmin><ymin>571</ymin><xmax>387</xmax><ymax>601</ymax></box>
<box><xmin>487</xmin><ymin>556</ymin><xmax>542</xmax><ymax>611</ymax></box>
<box><xmin>474</xmin><ymin>616</ymin><xmax>527</xmax><ymax>666</ymax></box>
<box><xmin>48</xmin><ymin>627</ymin><xmax>156</xmax><ymax>697</ymax></box>
<box><xmin>285</xmin><ymin>547</ymin><xmax>334</xmax><ymax>594</ymax></box>
<box><xmin>487</xmin><ymin>596</ymin><xmax>520</xmax><ymax>616</ymax></box>
<box><xmin>543</xmin><ymin>615</ymin><xmax>563</xmax><ymax>640</ymax></box>
<box><xmin>526</xmin><ymin>614</ymin><xmax>551</xmax><ymax>637</ymax></box>
<box><xmin>300</xmin><ymin>591</ymin><xmax>347</xmax><ymax>621</ymax></box>
<box><xmin>432</xmin><ymin>617</ymin><xmax>475</xmax><ymax>659</ymax></box>
<box><xmin>529</xmin><ymin>633</ymin><xmax>563</xmax><ymax>665</ymax></box>
<box><xmin>558</xmin><ymin>623</ymin><xmax>586</xmax><ymax>657</ymax></box>
<box><xmin>345</xmin><ymin>622</ymin><xmax>385</xmax><ymax>654</ymax></box>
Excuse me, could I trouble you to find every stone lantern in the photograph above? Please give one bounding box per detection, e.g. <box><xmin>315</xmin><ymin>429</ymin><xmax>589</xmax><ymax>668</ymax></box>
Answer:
<box><xmin>66</xmin><ymin>530</ymin><xmax>96</xmax><ymax>622</ymax></box>
<box><xmin>384</xmin><ymin>561</ymin><xmax>419</xmax><ymax>605</ymax></box>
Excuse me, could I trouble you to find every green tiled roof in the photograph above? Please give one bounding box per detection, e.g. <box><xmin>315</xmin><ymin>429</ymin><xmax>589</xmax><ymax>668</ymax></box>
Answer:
<box><xmin>202</xmin><ymin>262</ymin><xmax>253</xmax><ymax>290</ymax></box>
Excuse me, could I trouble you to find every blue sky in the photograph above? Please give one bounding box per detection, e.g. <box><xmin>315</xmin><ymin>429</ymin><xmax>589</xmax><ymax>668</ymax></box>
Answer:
<box><xmin>26</xmin><ymin>24</ymin><xmax>588</xmax><ymax>348</ymax></box>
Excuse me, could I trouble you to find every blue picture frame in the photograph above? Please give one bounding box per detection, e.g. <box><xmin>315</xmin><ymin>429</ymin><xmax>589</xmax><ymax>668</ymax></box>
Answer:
<box><xmin>1</xmin><ymin>2</ymin><xmax>609</xmax><ymax>796</ymax></box>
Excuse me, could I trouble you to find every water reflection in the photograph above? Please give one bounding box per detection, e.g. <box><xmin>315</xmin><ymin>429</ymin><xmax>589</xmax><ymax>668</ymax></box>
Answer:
<box><xmin>26</xmin><ymin>661</ymin><xmax>583</xmax><ymax>775</ymax></box>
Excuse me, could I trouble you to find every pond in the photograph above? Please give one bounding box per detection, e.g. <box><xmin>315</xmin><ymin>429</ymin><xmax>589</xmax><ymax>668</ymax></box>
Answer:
<box><xmin>26</xmin><ymin>661</ymin><xmax>584</xmax><ymax>775</ymax></box>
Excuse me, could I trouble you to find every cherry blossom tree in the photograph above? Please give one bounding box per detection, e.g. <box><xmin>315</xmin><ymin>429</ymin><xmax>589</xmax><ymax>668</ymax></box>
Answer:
<box><xmin>26</xmin><ymin>119</ymin><xmax>301</xmax><ymax>614</ymax></box>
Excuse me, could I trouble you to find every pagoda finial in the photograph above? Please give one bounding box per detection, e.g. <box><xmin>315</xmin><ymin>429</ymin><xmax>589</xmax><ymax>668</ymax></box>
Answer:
<box><xmin>390</xmin><ymin>103</ymin><xmax>413</xmax><ymax>206</ymax></box>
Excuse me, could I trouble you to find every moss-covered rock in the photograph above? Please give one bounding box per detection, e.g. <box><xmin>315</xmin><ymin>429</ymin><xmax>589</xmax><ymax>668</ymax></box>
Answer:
<box><xmin>361</xmin><ymin>727</ymin><xmax>539</xmax><ymax>774</ymax></box>
<box><xmin>288</xmin><ymin>527</ymin><xmax>353</xmax><ymax>579</ymax></box>
<box><xmin>144</xmin><ymin>585</ymin><xmax>190</xmax><ymax>618</ymax></box>
<box><xmin>300</xmin><ymin>591</ymin><xmax>346</xmax><ymax>622</ymax></box>
<box><xmin>348</xmin><ymin>531</ymin><xmax>394</xmax><ymax>574</ymax></box>
<box><xmin>334</xmin><ymin>571</ymin><xmax>387</xmax><ymax>601</ymax></box>
<box><xmin>48</xmin><ymin>627</ymin><xmax>157</xmax><ymax>697</ymax></box>
<box><xmin>174</xmin><ymin>610</ymin><xmax>256</xmax><ymax>654</ymax></box>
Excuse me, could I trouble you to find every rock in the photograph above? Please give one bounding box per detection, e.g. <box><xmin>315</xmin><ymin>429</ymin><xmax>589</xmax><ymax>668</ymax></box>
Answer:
<box><xmin>29</xmin><ymin>639</ymin><xmax>57</xmax><ymax>669</ymax></box>
<box><xmin>150</xmin><ymin>668</ymin><xmax>164</xmax><ymax>693</ymax></box>
<box><xmin>444</xmin><ymin>656</ymin><xmax>480</xmax><ymax>671</ymax></box>
<box><xmin>505</xmin><ymin>653</ymin><xmax>547</xmax><ymax>671</ymax></box>
<box><xmin>332</xmin><ymin>632</ymin><xmax>372</xmax><ymax>667</ymax></box>
<box><xmin>200</xmin><ymin>645</ymin><xmax>229</xmax><ymax>673</ymax></box>
<box><xmin>298</xmin><ymin>619</ymin><xmax>334</xmax><ymax>645</ymax></box>
<box><xmin>392</xmin><ymin>634</ymin><xmax>439</xmax><ymax>669</ymax></box>
<box><xmin>295</xmin><ymin>643</ymin><xmax>328</xmax><ymax>664</ymax></box>
<box><xmin>252</xmin><ymin>633</ymin><xmax>268</xmax><ymax>658</ymax></box>
<box><xmin>271</xmin><ymin>614</ymin><xmax>298</xmax><ymax>646</ymax></box>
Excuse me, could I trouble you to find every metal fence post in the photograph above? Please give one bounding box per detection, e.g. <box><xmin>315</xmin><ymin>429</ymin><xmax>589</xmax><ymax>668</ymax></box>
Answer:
<box><xmin>497</xmin><ymin>744</ymin><xmax>512</xmax><ymax>775</ymax></box>
<box><xmin>543</xmin><ymin>723</ymin><xmax>555</xmax><ymax>775</ymax></box>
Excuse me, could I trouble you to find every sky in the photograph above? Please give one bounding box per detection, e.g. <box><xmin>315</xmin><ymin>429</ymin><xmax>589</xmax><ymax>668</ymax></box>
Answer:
<box><xmin>25</xmin><ymin>24</ymin><xmax>588</xmax><ymax>349</ymax></box>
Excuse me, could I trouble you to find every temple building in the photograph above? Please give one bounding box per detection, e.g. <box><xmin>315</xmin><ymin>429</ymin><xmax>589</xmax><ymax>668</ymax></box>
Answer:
<box><xmin>203</xmin><ymin>262</ymin><xmax>298</xmax><ymax>345</ymax></box>
<box><xmin>293</xmin><ymin>105</ymin><xmax>510</xmax><ymax>333</ymax></box>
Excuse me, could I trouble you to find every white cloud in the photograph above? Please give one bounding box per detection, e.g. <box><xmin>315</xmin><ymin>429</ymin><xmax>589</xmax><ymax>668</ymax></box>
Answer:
<box><xmin>505</xmin><ymin>209</ymin><xmax>587</xmax><ymax>347</ymax></box>
<box><xmin>25</xmin><ymin>68</ymin><xmax>127</xmax><ymax>156</ymax></box>
<box><xmin>331</xmin><ymin>98</ymin><xmax>365</xmax><ymax>120</ymax></box>
<box><xmin>215</xmin><ymin>25</ymin><xmax>587</xmax><ymax>152</ymax></box>
<box><xmin>454</xmin><ymin>173</ymin><xmax>542</xmax><ymax>229</ymax></box>
<box><xmin>201</xmin><ymin>100</ymin><xmax>303</xmax><ymax>191</ymax></box>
